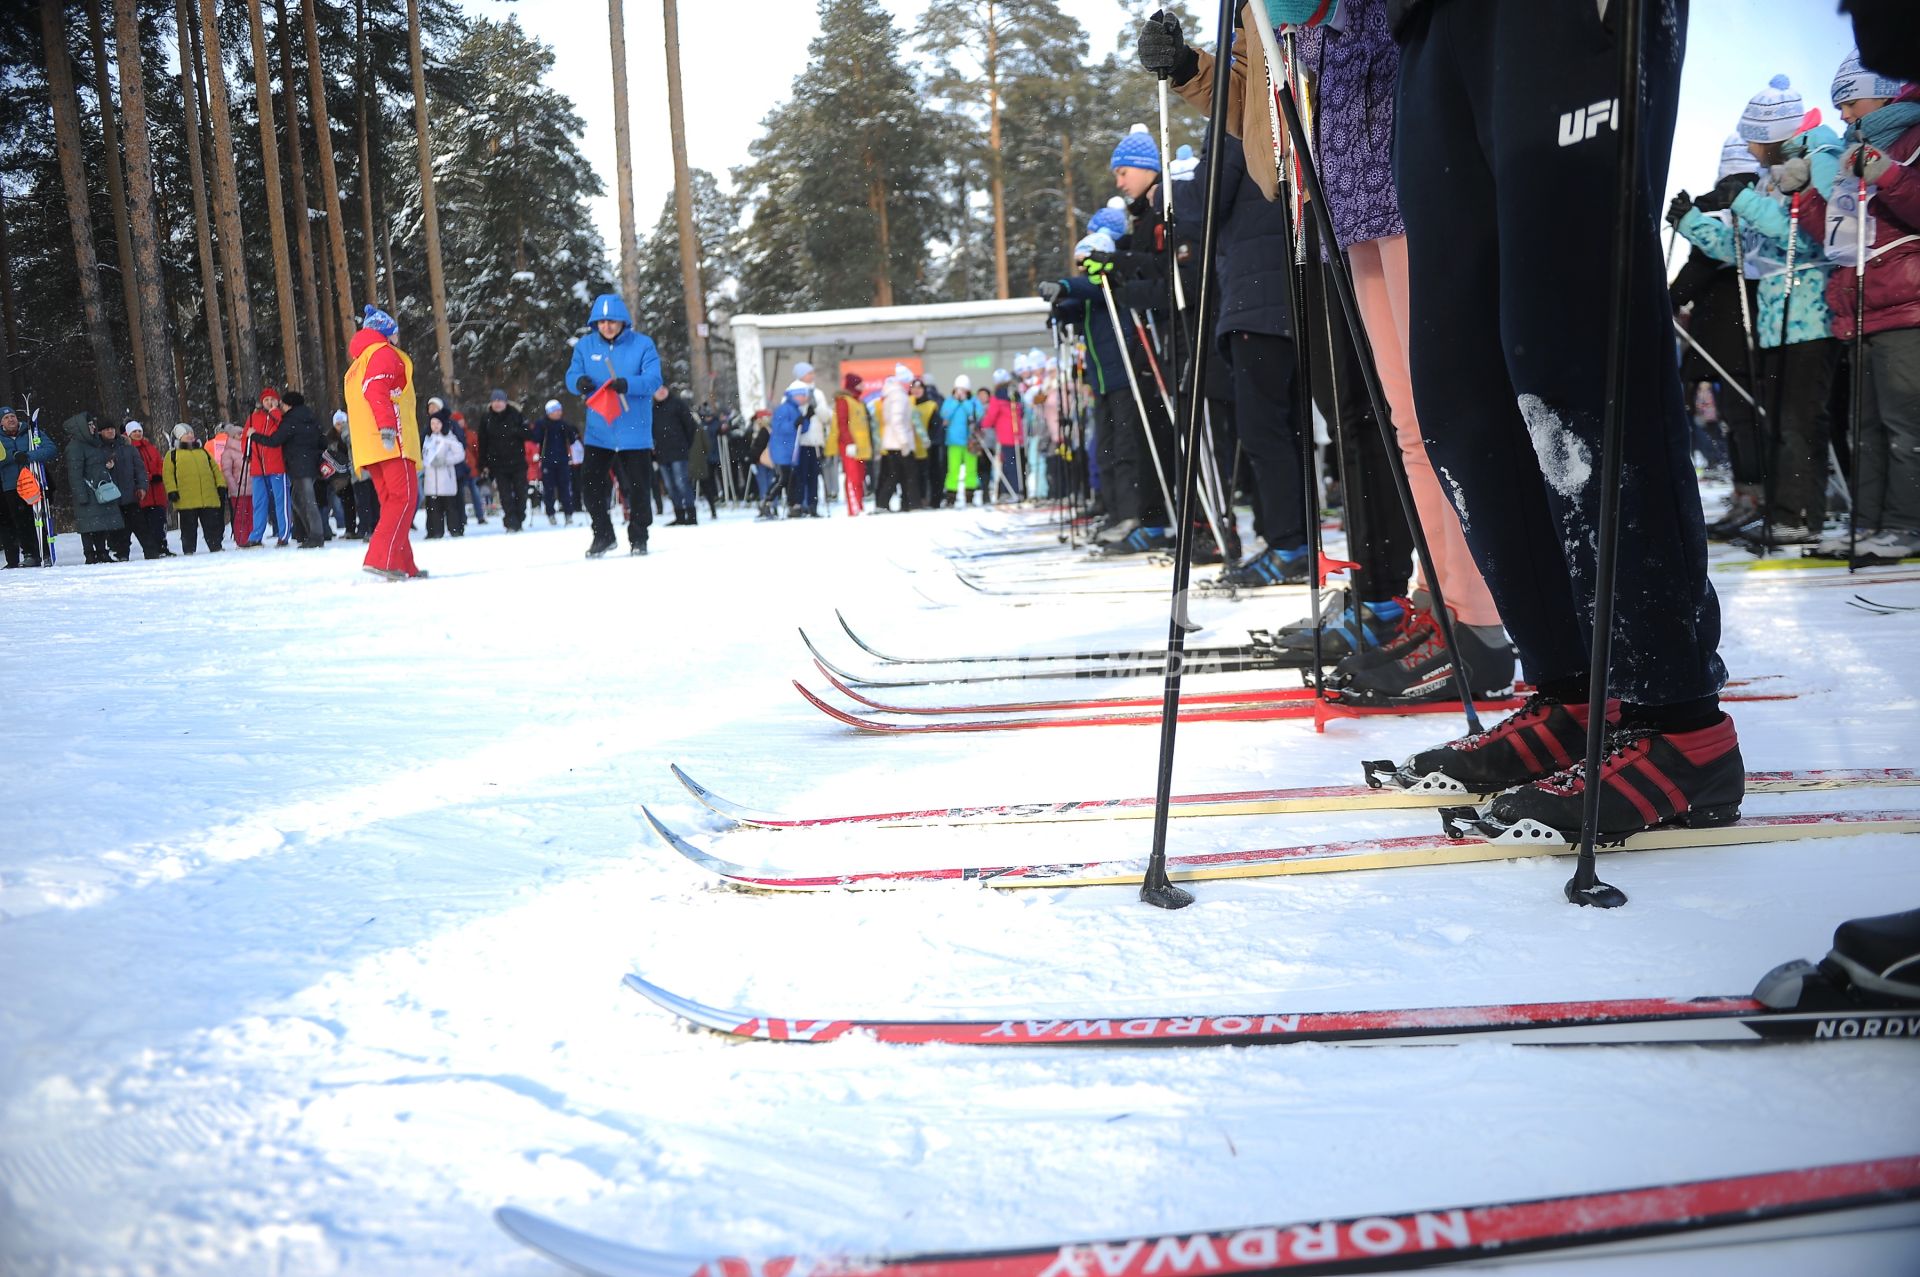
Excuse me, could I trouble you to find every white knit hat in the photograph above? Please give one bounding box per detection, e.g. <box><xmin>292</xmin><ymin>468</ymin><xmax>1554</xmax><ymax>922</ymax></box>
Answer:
<box><xmin>172</xmin><ymin>423</ymin><xmax>194</xmax><ymax>442</ymax></box>
<box><xmin>1832</xmin><ymin>49</ymin><xmax>1907</xmax><ymax>107</ymax></box>
<box><xmin>1739</xmin><ymin>75</ymin><xmax>1805</xmax><ymax>144</ymax></box>
<box><xmin>1074</xmin><ymin>230</ymin><xmax>1117</xmax><ymax>260</ymax></box>
<box><xmin>952</xmin><ymin>374</ymin><xmax>972</xmax><ymax>392</ymax></box>
<box><xmin>545</xmin><ymin>399</ymin><xmax>562</xmax><ymax>413</ymax></box>
<box><xmin>125</xmin><ymin>421</ymin><xmax>144</xmax><ymax>435</ymax></box>
<box><xmin>1718</xmin><ymin>133</ymin><xmax>1762</xmax><ymax>180</ymax></box>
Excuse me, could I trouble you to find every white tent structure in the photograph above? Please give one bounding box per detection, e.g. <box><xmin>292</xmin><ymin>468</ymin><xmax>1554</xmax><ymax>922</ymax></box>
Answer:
<box><xmin>730</xmin><ymin>298</ymin><xmax>1053</xmax><ymax>413</ymax></box>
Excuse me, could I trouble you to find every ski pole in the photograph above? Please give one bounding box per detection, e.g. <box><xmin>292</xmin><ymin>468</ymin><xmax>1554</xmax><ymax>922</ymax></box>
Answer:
<box><xmin>1671</xmin><ymin>319</ymin><xmax>1758</xmax><ymax>408</ymax></box>
<box><xmin>1278</xmin><ymin>29</ymin><xmax>1327</xmax><ymax>694</ymax></box>
<box><xmin>1848</xmin><ymin>152</ymin><xmax>1868</xmax><ymax>568</ymax></box>
<box><xmin>1131</xmin><ymin>304</ymin><xmax>1231</xmax><ymax>555</ymax></box>
<box><xmin>1096</xmin><ymin>269</ymin><xmax>1179</xmax><ymax>525</ymax></box>
<box><xmin>1762</xmin><ymin>191</ymin><xmax>1803</xmax><ymax>552</ymax></box>
<box><xmin>1156</xmin><ymin>74</ymin><xmax>1188</xmax><ymax>316</ymax></box>
<box><xmin>1257</xmin><ymin>15</ymin><xmax>1483</xmax><ymax>732</ymax></box>
<box><xmin>1139</xmin><ymin>0</ymin><xmax>1236</xmax><ymax>913</ymax></box>
<box><xmin>1728</xmin><ymin>205</ymin><xmax>1772</xmax><ymax>520</ymax></box>
<box><xmin>1566</xmin><ymin>0</ymin><xmax>1648</xmax><ymax>910</ymax></box>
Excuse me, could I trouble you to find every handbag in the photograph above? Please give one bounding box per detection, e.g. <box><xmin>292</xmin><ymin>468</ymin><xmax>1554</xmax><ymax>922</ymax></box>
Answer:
<box><xmin>89</xmin><ymin>478</ymin><xmax>123</xmax><ymax>504</ymax></box>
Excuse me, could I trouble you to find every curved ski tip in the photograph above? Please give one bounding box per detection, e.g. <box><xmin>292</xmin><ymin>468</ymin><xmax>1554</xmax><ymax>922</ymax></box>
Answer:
<box><xmin>622</xmin><ymin>971</ymin><xmax>750</xmax><ymax>1034</ymax></box>
<box><xmin>641</xmin><ymin>806</ymin><xmax>755</xmax><ymax>878</ymax></box>
<box><xmin>496</xmin><ymin>1206</ymin><xmax>707</xmax><ymax>1277</ymax></box>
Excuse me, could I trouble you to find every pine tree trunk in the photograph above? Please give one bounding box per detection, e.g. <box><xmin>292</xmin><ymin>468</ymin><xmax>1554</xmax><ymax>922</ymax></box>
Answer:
<box><xmin>354</xmin><ymin>0</ymin><xmax>379</xmax><ymax>309</ymax></box>
<box><xmin>867</xmin><ymin>169</ymin><xmax>894</xmax><ymax>308</ymax></box>
<box><xmin>986</xmin><ymin>2</ymin><xmax>1009</xmax><ymax>301</ymax></box>
<box><xmin>300</xmin><ymin>0</ymin><xmax>356</xmax><ymax>375</ymax></box>
<box><xmin>0</xmin><ymin>188</ymin><xmax>19</xmax><ymax>406</ymax></box>
<box><xmin>1061</xmin><ymin>131</ymin><xmax>1077</xmax><ymax>275</ymax></box>
<box><xmin>407</xmin><ymin>0</ymin><xmax>455</xmax><ymax>394</ymax></box>
<box><xmin>83</xmin><ymin>0</ymin><xmax>149</xmax><ymax>411</ymax></box>
<box><xmin>112</xmin><ymin>0</ymin><xmax>179</xmax><ymax>427</ymax></box>
<box><xmin>195</xmin><ymin>0</ymin><xmax>263</xmax><ymax>400</ymax></box>
<box><xmin>40</xmin><ymin>0</ymin><xmax>127</xmax><ymax>418</ymax></box>
<box><xmin>247</xmin><ymin>0</ymin><xmax>302</xmax><ymax>388</ymax></box>
<box><xmin>274</xmin><ymin>0</ymin><xmax>330</xmax><ymax>400</ymax></box>
<box><xmin>608</xmin><ymin>0</ymin><xmax>641</xmax><ymax>307</ymax></box>
<box><xmin>661</xmin><ymin>0</ymin><xmax>711</xmax><ymax>396</ymax></box>
<box><xmin>173</xmin><ymin>0</ymin><xmax>231</xmax><ymax>425</ymax></box>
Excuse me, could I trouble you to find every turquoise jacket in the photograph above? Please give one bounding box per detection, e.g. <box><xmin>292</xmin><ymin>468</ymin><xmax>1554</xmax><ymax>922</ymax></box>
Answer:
<box><xmin>1677</xmin><ymin>125</ymin><xmax>1843</xmax><ymax>348</ymax></box>
<box><xmin>939</xmin><ymin>395</ymin><xmax>983</xmax><ymax>448</ymax></box>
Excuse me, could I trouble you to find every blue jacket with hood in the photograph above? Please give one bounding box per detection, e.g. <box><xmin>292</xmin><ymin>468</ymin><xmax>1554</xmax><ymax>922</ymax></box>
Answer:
<box><xmin>565</xmin><ymin>294</ymin><xmax>663</xmax><ymax>450</ymax></box>
<box><xmin>768</xmin><ymin>385</ymin><xmax>809</xmax><ymax>463</ymax></box>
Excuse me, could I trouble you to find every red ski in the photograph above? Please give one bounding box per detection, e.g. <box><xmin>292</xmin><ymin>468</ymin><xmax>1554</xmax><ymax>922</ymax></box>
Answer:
<box><xmin>498</xmin><ymin>1155</ymin><xmax>1920</xmax><ymax>1277</ymax></box>
<box><xmin>621</xmin><ymin>970</ymin><xmax>1920</xmax><ymax>1049</ymax></box>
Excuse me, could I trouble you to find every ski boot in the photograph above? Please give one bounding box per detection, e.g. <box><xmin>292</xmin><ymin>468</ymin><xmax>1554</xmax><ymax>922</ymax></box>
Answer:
<box><xmin>1363</xmin><ymin>693</ymin><xmax>1618</xmax><ymax>794</ymax></box>
<box><xmin>1271</xmin><ymin>595</ymin><xmax>1407</xmax><ymax>664</ymax></box>
<box><xmin>1095</xmin><ymin>517</ymin><xmax>1141</xmax><ymax>545</ymax></box>
<box><xmin>630</xmin><ymin>539</ymin><xmax>649</xmax><ymax>556</ymax></box>
<box><xmin>1215</xmin><ymin>545</ymin><xmax>1309</xmax><ymax>588</ymax></box>
<box><xmin>1755</xmin><ymin>908</ymin><xmax>1920</xmax><ymax>1011</ymax></box>
<box><xmin>585</xmin><ymin>533</ymin><xmax>617</xmax><ymax>558</ymax></box>
<box><xmin>1444</xmin><ymin>716</ymin><xmax>1744</xmax><ymax>842</ymax></box>
<box><xmin>1096</xmin><ymin>525</ymin><xmax>1175</xmax><ymax>557</ymax></box>
<box><xmin>1333</xmin><ymin>613</ymin><xmax>1514</xmax><ymax>706</ymax></box>
<box><xmin>1853</xmin><ymin>527</ymin><xmax>1920</xmax><ymax>566</ymax></box>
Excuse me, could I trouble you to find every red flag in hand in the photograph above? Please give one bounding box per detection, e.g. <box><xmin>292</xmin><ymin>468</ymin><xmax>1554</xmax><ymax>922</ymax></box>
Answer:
<box><xmin>586</xmin><ymin>379</ymin><xmax>625</xmax><ymax>425</ymax></box>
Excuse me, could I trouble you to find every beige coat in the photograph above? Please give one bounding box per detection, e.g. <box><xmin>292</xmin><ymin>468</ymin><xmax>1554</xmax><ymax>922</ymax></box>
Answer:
<box><xmin>1172</xmin><ymin>5</ymin><xmax>1293</xmax><ymax>202</ymax></box>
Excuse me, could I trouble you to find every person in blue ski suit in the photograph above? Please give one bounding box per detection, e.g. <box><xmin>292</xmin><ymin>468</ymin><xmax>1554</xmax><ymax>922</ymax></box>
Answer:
<box><xmin>768</xmin><ymin>383</ymin><xmax>810</xmax><ymax>516</ymax></box>
<box><xmin>566</xmin><ymin>293</ymin><xmax>662</xmax><ymax>556</ymax></box>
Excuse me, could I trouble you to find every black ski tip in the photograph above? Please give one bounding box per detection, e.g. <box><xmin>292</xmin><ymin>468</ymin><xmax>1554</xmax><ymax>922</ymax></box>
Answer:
<box><xmin>1565</xmin><ymin>875</ymin><xmax>1629</xmax><ymax>909</ymax></box>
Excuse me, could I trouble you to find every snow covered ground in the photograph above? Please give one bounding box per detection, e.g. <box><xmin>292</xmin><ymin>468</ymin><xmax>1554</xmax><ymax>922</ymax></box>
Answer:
<box><xmin>2</xmin><ymin>503</ymin><xmax>1917</xmax><ymax>1275</ymax></box>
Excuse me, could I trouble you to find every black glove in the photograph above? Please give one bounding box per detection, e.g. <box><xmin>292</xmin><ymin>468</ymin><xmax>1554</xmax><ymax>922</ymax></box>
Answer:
<box><xmin>1693</xmin><ymin>172</ymin><xmax>1757</xmax><ymax>213</ymax></box>
<box><xmin>1137</xmin><ymin>10</ymin><xmax>1187</xmax><ymax>80</ymax></box>
<box><xmin>1665</xmin><ymin>190</ymin><xmax>1693</xmax><ymax>228</ymax></box>
<box><xmin>575</xmin><ymin>376</ymin><xmax>594</xmax><ymax>394</ymax></box>
<box><xmin>609</xmin><ymin>377</ymin><xmax>628</xmax><ymax>393</ymax></box>
<box><xmin>1038</xmin><ymin>280</ymin><xmax>1065</xmax><ymax>303</ymax></box>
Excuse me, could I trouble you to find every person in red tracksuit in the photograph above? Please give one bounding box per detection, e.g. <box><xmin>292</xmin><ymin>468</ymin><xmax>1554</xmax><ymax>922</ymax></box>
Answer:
<box><xmin>344</xmin><ymin>305</ymin><xmax>425</xmax><ymax>580</ymax></box>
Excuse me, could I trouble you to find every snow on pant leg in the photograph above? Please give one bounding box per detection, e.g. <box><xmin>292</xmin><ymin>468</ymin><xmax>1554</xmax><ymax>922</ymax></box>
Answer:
<box><xmin>1860</xmin><ymin>327</ymin><xmax>1920</xmax><ymax>532</ymax></box>
<box><xmin>363</xmin><ymin>457</ymin><xmax>420</xmax><ymax>576</ymax></box>
<box><xmin>842</xmin><ymin>456</ymin><xmax>866</xmax><ymax>515</ymax></box>
<box><xmin>613</xmin><ymin>449</ymin><xmax>653</xmax><ymax>545</ymax></box>
<box><xmin>1396</xmin><ymin>0</ymin><xmax>1723</xmax><ymax>704</ymax></box>
<box><xmin>249</xmin><ymin>476</ymin><xmax>272</xmax><ymax>543</ymax></box>
<box><xmin>1351</xmin><ymin>235</ymin><xmax>1503</xmax><ymax>626</ymax></box>
<box><xmin>1759</xmin><ymin>340</ymin><xmax>1839</xmax><ymax>528</ymax></box>
<box><xmin>1228</xmin><ymin>332</ymin><xmax>1308</xmax><ymax>550</ymax></box>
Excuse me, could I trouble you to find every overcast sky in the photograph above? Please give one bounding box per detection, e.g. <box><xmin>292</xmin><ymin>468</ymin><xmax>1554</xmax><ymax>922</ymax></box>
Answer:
<box><xmin>465</xmin><ymin>0</ymin><xmax>1861</xmax><ymax>267</ymax></box>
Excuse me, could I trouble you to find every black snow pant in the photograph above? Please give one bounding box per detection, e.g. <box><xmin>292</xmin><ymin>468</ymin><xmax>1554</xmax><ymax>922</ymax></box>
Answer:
<box><xmin>876</xmin><ymin>452</ymin><xmax>912</xmax><ymax>510</ymax></box>
<box><xmin>110</xmin><ymin>510</ymin><xmax>137</xmax><ymax>560</ymax></box>
<box><xmin>582</xmin><ymin>445</ymin><xmax>653</xmax><ymax>547</ymax></box>
<box><xmin>1858</xmin><ymin>326</ymin><xmax>1920</xmax><ymax>533</ymax></box>
<box><xmin>496</xmin><ymin>471</ymin><xmax>529</xmax><ymax>530</ymax></box>
<box><xmin>1396</xmin><ymin>0</ymin><xmax>1725</xmax><ymax>707</ymax></box>
<box><xmin>354</xmin><ymin>476</ymin><xmax>380</xmax><ymax>537</ymax></box>
<box><xmin>1757</xmin><ymin>338</ymin><xmax>1840</xmax><ymax>529</ymax></box>
<box><xmin>0</xmin><ymin>490</ymin><xmax>39</xmax><ymax>566</ymax></box>
<box><xmin>288</xmin><ymin>473</ymin><xmax>324</xmax><ymax>545</ymax></box>
<box><xmin>178</xmin><ymin>507</ymin><xmax>224</xmax><ymax>553</ymax></box>
<box><xmin>131</xmin><ymin>506</ymin><xmax>166</xmax><ymax>559</ymax></box>
<box><xmin>425</xmin><ymin>494</ymin><xmax>460</xmax><ymax>538</ymax></box>
<box><xmin>1096</xmin><ymin>385</ymin><xmax>1169</xmax><ymax>526</ymax></box>
<box><xmin>1228</xmin><ymin>331</ymin><xmax>1310</xmax><ymax>553</ymax></box>
<box><xmin>83</xmin><ymin>530</ymin><xmax>113</xmax><ymax>563</ymax></box>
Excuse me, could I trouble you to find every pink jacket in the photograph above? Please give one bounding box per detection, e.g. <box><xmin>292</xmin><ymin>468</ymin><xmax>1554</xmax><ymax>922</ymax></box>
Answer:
<box><xmin>984</xmin><ymin>395</ymin><xmax>1022</xmax><ymax>447</ymax></box>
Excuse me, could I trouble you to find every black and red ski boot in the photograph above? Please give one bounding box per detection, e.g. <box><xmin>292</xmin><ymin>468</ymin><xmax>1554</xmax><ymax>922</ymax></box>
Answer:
<box><xmin>1464</xmin><ymin>715</ymin><xmax>1746</xmax><ymax>840</ymax></box>
<box><xmin>1332</xmin><ymin>613</ymin><xmax>1516</xmax><ymax>706</ymax></box>
<box><xmin>1363</xmin><ymin>694</ymin><xmax>1618</xmax><ymax>794</ymax></box>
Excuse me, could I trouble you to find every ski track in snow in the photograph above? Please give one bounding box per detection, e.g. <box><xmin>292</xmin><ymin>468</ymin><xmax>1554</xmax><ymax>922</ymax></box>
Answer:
<box><xmin>2</xmin><ymin>510</ymin><xmax>1918</xmax><ymax>1275</ymax></box>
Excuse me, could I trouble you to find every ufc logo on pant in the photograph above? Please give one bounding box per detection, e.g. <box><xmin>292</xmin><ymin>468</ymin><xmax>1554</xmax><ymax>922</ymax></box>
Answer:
<box><xmin>1557</xmin><ymin>99</ymin><xmax>1618</xmax><ymax>147</ymax></box>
